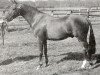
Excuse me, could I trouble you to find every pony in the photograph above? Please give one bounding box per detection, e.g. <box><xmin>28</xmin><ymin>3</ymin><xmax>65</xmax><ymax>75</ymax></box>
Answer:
<box><xmin>3</xmin><ymin>0</ymin><xmax>96</xmax><ymax>69</ymax></box>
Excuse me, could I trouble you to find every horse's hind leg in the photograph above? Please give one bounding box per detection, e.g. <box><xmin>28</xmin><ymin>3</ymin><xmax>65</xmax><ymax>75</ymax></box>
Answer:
<box><xmin>80</xmin><ymin>40</ymin><xmax>94</xmax><ymax>69</ymax></box>
<box><xmin>79</xmin><ymin>41</ymin><xmax>89</xmax><ymax>69</ymax></box>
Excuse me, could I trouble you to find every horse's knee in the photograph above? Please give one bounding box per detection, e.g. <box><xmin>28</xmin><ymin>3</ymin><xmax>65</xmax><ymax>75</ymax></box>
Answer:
<box><xmin>80</xmin><ymin>42</ymin><xmax>89</xmax><ymax>59</ymax></box>
<box><xmin>83</xmin><ymin>42</ymin><xmax>88</xmax><ymax>48</ymax></box>
<box><xmin>44</xmin><ymin>49</ymin><xmax>47</xmax><ymax>55</ymax></box>
<box><xmin>80</xmin><ymin>42</ymin><xmax>88</xmax><ymax>53</ymax></box>
<box><xmin>39</xmin><ymin>50</ymin><xmax>43</xmax><ymax>61</ymax></box>
<box><xmin>40</xmin><ymin>52</ymin><xmax>43</xmax><ymax>57</ymax></box>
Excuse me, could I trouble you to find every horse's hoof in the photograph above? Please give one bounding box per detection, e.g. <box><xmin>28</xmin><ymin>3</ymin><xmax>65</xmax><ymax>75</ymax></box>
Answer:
<box><xmin>88</xmin><ymin>66</ymin><xmax>92</xmax><ymax>69</ymax></box>
<box><xmin>81</xmin><ymin>66</ymin><xmax>86</xmax><ymax>69</ymax></box>
<box><xmin>81</xmin><ymin>67</ymin><xmax>86</xmax><ymax>70</ymax></box>
<box><xmin>36</xmin><ymin>64</ymin><xmax>42</xmax><ymax>70</ymax></box>
<box><xmin>77</xmin><ymin>67</ymin><xmax>86</xmax><ymax>71</ymax></box>
<box><xmin>45</xmin><ymin>64</ymin><xmax>49</xmax><ymax>67</ymax></box>
<box><xmin>79</xmin><ymin>65</ymin><xmax>87</xmax><ymax>70</ymax></box>
<box><xmin>36</xmin><ymin>66</ymin><xmax>41</xmax><ymax>70</ymax></box>
<box><xmin>88</xmin><ymin>64</ymin><xmax>95</xmax><ymax>69</ymax></box>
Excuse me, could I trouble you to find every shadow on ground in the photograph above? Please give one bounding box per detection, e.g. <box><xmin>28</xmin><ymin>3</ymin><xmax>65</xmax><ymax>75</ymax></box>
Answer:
<box><xmin>57</xmin><ymin>52</ymin><xmax>100</xmax><ymax>64</ymax></box>
<box><xmin>0</xmin><ymin>55</ymin><xmax>38</xmax><ymax>66</ymax></box>
<box><xmin>57</xmin><ymin>52</ymin><xmax>84</xmax><ymax>63</ymax></box>
<box><xmin>0</xmin><ymin>52</ymin><xmax>100</xmax><ymax>67</ymax></box>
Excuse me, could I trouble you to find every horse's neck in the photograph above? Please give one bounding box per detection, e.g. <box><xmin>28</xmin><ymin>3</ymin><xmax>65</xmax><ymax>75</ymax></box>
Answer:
<box><xmin>21</xmin><ymin>6</ymin><xmax>42</xmax><ymax>26</ymax></box>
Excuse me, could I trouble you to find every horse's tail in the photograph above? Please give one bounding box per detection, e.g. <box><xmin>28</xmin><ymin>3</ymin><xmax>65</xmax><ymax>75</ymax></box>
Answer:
<box><xmin>88</xmin><ymin>20</ymin><xmax>96</xmax><ymax>54</ymax></box>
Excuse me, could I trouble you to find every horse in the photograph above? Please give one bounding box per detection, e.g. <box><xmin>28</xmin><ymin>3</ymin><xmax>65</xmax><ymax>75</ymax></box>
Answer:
<box><xmin>3</xmin><ymin>0</ymin><xmax>96</xmax><ymax>69</ymax></box>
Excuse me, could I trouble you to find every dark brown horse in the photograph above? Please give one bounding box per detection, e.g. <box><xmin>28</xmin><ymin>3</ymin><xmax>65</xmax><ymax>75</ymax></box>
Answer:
<box><xmin>3</xmin><ymin>0</ymin><xmax>96</xmax><ymax>69</ymax></box>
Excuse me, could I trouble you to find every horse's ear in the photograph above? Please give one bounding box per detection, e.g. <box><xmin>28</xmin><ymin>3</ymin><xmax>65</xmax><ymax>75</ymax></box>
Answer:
<box><xmin>9</xmin><ymin>0</ymin><xmax>18</xmax><ymax>4</ymax></box>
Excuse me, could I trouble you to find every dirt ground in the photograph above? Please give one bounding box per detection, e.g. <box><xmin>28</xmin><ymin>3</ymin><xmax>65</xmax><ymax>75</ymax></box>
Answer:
<box><xmin>0</xmin><ymin>24</ymin><xmax>100</xmax><ymax>75</ymax></box>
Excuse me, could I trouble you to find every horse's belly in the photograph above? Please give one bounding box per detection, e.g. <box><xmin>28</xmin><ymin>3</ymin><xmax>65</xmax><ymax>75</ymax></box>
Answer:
<box><xmin>46</xmin><ymin>21</ymin><xmax>73</xmax><ymax>40</ymax></box>
<box><xmin>47</xmin><ymin>29</ymin><xmax>72</xmax><ymax>40</ymax></box>
<box><xmin>47</xmin><ymin>34</ymin><xmax>68</xmax><ymax>40</ymax></box>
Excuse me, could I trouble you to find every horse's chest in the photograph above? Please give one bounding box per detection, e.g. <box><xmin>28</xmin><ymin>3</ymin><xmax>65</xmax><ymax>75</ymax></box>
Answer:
<box><xmin>33</xmin><ymin>24</ymin><xmax>46</xmax><ymax>38</ymax></box>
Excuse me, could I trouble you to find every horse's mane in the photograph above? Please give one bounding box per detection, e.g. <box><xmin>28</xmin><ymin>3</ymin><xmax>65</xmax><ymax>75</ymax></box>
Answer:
<box><xmin>21</xmin><ymin>3</ymin><xmax>42</xmax><ymax>13</ymax></box>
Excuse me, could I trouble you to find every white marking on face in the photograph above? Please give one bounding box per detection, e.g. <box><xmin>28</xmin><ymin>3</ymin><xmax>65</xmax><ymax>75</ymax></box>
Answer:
<box><xmin>81</xmin><ymin>60</ymin><xmax>87</xmax><ymax>68</ymax></box>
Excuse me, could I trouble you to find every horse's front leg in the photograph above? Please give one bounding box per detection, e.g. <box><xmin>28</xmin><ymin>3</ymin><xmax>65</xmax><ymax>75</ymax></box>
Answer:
<box><xmin>38</xmin><ymin>38</ymin><xmax>43</xmax><ymax>68</ymax></box>
<box><xmin>43</xmin><ymin>40</ymin><xmax>48</xmax><ymax>67</ymax></box>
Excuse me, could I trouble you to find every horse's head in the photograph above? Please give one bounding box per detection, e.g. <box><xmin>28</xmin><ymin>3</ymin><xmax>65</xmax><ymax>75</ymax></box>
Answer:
<box><xmin>3</xmin><ymin>0</ymin><xmax>39</xmax><ymax>24</ymax></box>
<box><xmin>3</xmin><ymin>1</ymin><xmax>22</xmax><ymax>22</ymax></box>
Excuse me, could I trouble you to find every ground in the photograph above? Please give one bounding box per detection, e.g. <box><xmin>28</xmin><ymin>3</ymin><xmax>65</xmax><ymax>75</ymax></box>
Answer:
<box><xmin>0</xmin><ymin>23</ymin><xmax>100</xmax><ymax>75</ymax></box>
